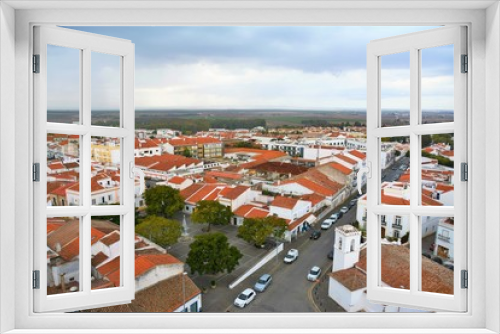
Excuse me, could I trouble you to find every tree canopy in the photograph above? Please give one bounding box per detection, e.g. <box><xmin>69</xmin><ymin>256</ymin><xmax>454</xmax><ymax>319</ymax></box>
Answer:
<box><xmin>237</xmin><ymin>216</ymin><xmax>288</xmax><ymax>246</ymax></box>
<box><xmin>135</xmin><ymin>215</ymin><xmax>182</xmax><ymax>248</ymax></box>
<box><xmin>143</xmin><ymin>185</ymin><xmax>184</xmax><ymax>218</ymax></box>
<box><xmin>191</xmin><ymin>200</ymin><xmax>233</xmax><ymax>232</ymax></box>
<box><xmin>186</xmin><ymin>232</ymin><xmax>242</xmax><ymax>275</ymax></box>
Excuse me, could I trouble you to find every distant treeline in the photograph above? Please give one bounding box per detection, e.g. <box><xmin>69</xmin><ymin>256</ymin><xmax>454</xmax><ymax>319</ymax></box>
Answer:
<box><xmin>135</xmin><ymin>118</ymin><xmax>266</xmax><ymax>134</ymax></box>
<box><xmin>301</xmin><ymin>120</ymin><xmax>364</xmax><ymax>127</ymax></box>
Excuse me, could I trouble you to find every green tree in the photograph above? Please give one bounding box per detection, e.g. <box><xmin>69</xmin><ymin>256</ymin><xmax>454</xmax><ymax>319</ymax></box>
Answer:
<box><xmin>191</xmin><ymin>200</ymin><xmax>233</xmax><ymax>232</ymax></box>
<box><xmin>237</xmin><ymin>216</ymin><xmax>287</xmax><ymax>246</ymax></box>
<box><xmin>186</xmin><ymin>232</ymin><xmax>242</xmax><ymax>275</ymax></box>
<box><xmin>422</xmin><ymin>134</ymin><xmax>432</xmax><ymax>148</ymax></box>
<box><xmin>135</xmin><ymin>215</ymin><xmax>182</xmax><ymax>248</ymax></box>
<box><xmin>144</xmin><ymin>185</ymin><xmax>184</xmax><ymax>218</ymax></box>
<box><xmin>395</xmin><ymin>150</ymin><xmax>401</xmax><ymax>157</ymax></box>
<box><xmin>405</xmin><ymin>150</ymin><xmax>410</xmax><ymax>158</ymax></box>
<box><xmin>181</xmin><ymin>147</ymin><xmax>192</xmax><ymax>157</ymax></box>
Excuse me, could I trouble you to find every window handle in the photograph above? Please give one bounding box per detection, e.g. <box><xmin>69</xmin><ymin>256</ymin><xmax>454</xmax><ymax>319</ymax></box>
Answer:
<box><xmin>356</xmin><ymin>162</ymin><xmax>371</xmax><ymax>195</ymax></box>
<box><xmin>129</xmin><ymin>161</ymin><xmax>146</xmax><ymax>195</ymax></box>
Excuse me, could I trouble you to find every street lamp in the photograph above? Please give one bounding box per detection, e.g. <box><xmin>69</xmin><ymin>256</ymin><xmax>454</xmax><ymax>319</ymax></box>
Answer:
<box><xmin>182</xmin><ymin>271</ymin><xmax>188</xmax><ymax>312</ymax></box>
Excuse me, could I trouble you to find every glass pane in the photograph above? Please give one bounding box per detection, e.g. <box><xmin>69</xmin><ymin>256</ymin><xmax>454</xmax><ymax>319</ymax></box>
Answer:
<box><xmin>380</xmin><ymin>136</ymin><xmax>410</xmax><ymax>205</ymax></box>
<box><xmin>91</xmin><ymin>216</ymin><xmax>121</xmax><ymax>290</ymax></box>
<box><xmin>47</xmin><ymin>45</ymin><xmax>80</xmax><ymax>124</ymax></box>
<box><xmin>380</xmin><ymin>214</ymin><xmax>410</xmax><ymax>290</ymax></box>
<box><xmin>421</xmin><ymin>216</ymin><xmax>454</xmax><ymax>295</ymax></box>
<box><xmin>421</xmin><ymin>45</ymin><xmax>454</xmax><ymax>124</ymax></box>
<box><xmin>420</xmin><ymin>133</ymin><xmax>454</xmax><ymax>206</ymax></box>
<box><xmin>90</xmin><ymin>137</ymin><xmax>121</xmax><ymax>205</ymax></box>
<box><xmin>91</xmin><ymin>52</ymin><xmax>121</xmax><ymax>127</ymax></box>
<box><xmin>47</xmin><ymin>133</ymin><xmax>80</xmax><ymax>207</ymax></box>
<box><xmin>47</xmin><ymin>217</ymin><xmax>80</xmax><ymax>295</ymax></box>
<box><xmin>381</xmin><ymin>52</ymin><xmax>410</xmax><ymax>127</ymax></box>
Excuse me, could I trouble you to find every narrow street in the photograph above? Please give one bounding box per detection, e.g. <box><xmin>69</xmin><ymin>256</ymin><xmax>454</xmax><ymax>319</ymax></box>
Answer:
<box><xmin>211</xmin><ymin>200</ymin><xmax>358</xmax><ymax>313</ymax></box>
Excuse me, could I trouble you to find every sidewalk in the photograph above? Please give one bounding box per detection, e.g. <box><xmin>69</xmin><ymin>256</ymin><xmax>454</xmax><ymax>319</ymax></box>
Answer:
<box><xmin>311</xmin><ymin>263</ymin><xmax>346</xmax><ymax>313</ymax></box>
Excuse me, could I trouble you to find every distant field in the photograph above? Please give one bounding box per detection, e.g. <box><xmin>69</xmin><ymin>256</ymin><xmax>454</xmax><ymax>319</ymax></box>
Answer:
<box><xmin>47</xmin><ymin>108</ymin><xmax>453</xmax><ymax>130</ymax></box>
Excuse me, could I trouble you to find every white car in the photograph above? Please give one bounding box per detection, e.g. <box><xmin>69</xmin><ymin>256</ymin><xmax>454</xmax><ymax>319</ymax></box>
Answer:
<box><xmin>340</xmin><ymin>206</ymin><xmax>349</xmax><ymax>214</ymax></box>
<box><xmin>307</xmin><ymin>266</ymin><xmax>322</xmax><ymax>281</ymax></box>
<box><xmin>284</xmin><ymin>249</ymin><xmax>299</xmax><ymax>263</ymax></box>
<box><xmin>321</xmin><ymin>219</ymin><xmax>334</xmax><ymax>230</ymax></box>
<box><xmin>330</xmin><ymin>213</ymin><xmax>339</xmax><ymax>221</ymax></box>
<box><xmin>234</xmin><ymin>288</ymin><xmax>256</xmax><ymax>308</ymax></box>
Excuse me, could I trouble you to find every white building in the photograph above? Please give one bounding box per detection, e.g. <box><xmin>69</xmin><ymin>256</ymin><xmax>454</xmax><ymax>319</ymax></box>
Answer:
<box><xmin>328</xmin><ymin>225</ymin><xmax>452</xmax><ymax>313</ymax></box>
<box><xmin>434</xmin><ymin>217</ymin><xmax>455</xmax><ymax>260</ymax></box>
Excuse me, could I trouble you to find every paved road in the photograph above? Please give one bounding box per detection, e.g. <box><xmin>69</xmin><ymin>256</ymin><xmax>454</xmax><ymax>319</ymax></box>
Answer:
<box><xmin>222</xmin><ymin>202</ymin><xmax>358</xmax><ymax>313</ymax></box>
<box><xmin>382</xmin><ymin>156</ymin><xmax>410</xmax><ymax>182</ymax></box>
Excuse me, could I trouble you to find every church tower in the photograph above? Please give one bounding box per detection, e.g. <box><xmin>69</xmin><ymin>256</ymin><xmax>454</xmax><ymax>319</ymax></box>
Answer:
<box><xmin>332</xmin><ymin>225</ymin><xmax>361</xmax><ymax>272</ymax></box>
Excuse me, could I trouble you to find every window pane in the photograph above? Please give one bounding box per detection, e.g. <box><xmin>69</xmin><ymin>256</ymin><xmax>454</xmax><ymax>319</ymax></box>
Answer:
<box><xmin>91</xmin><ymin>52</ymin><xmax>121</xmax><ymax>127</ymax></box>
<box><xmin>380</xmin><ymin>215</ymin><xmax>410</xmax><ymax>290</ymax></box>
<box><xmin>381</xmin><ymin>52</ymin><xmax>410</xmax><ymax>127</ymax></box>
<box><xmin>90</xmin><ymin>137</ymin><xmax>121</xmax><ymax>205</ymax></box>
<box><xmin>91</xmin><ymin>216</ymin><xmax>121</xmax><ymax>290</ymax></box>
<box><xmin>421</xmin><ymin>216</ymin><xmax>454</xmax><ymax>295</ymax></box>
<box><xmin>47</xmin><ymin>45</ymin><xmax>80</xmax><ymax>124</ymax></box>
<box><xmin>421</xmin><ymin>133</ymin><xmax>454</xmax><ymax>206</ymax></box>
<box><xmin>421</xmin><ymin>45</ymin><xmax>454</xmax><ymax>124</ymax></box>
<box><xmin>47</xmin><ymin>217</ymin><xmax>80</xmax><ymax>295</ymax></box>
<box><xmin>380</xmin><ymin>136</ymin><xmax>410</xmax><ymax>205</ymax></box>
<box><xmin>47</xmin><ymin>133</ymin><xmax>80</xmax><ymax>207</ymax></box>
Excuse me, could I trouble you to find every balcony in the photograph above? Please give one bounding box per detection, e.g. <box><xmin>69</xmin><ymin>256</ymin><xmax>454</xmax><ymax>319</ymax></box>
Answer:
<box><xmin>438</xmin><ymin>234</ymin><xmax>451</xmax><ymax>242</ymax></box>
<box><xmin>392</xmin><ymin>224</ymin><xmax>403</xmax><ymax>231</ymax></box>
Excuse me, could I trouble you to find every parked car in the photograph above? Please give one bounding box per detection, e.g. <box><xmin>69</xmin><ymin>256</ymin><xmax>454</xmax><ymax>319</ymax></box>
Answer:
<box><xmin>337</xmin><ymin>211</ymin><xmax>343</xmax><ymax>219</ymax></box>
<box><xmin>254</xmin><ymin>274</ymin><xmax>272</xmax><ymax>292</ymax></box>
<box><xmin>443</xmin><ymin>261</ymin><xmax>454</xmax><ymax>271</ymax></box>
<box><xmin>321</xmin><ymin>219</ymin><xmax>334</xmax><ymax>230</ymax></box>
<box><xmin>340</xmin><ymin>206</ymin><xmax>349</xmax><ymax>214</ymax></box>
<box><xmin>327</xmin><ymin>250</ymin><xmax>334</xmax><ymax>260</ymax></box>
<box><xmin>284</xmin><ymin>249</ymin><xmax>299</xmax><ymax>263</ymax></box>
<box><xmin>349</xmin><ymin>199</ymin><xmax>357</xmax><ymax>208</ymax></box>
<box><xmin>432</xmin><ymin>256</ymin><xmax>444</xmax><ymax>264</ymax></box>
<box><xmin>234</xmin><ymin>288</ymin><xmax>256</xmax><ymax>308</ymax></box>
<box><xmin>310</xmin><ymin>230</ymin><xmax>322</xmax><ymax>240</ymax></box>
<box><xmin>330</xmin><ymin>213</ymin><xmax>339</xmax><ymax>221</ymax></box>
<box><xmin>307</xmin><ymin>266</ymin><xmax>322</xmax><ymax>281</ymax></box>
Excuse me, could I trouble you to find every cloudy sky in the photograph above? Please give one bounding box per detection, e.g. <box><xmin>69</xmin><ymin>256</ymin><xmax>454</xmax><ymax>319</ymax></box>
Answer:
<box><xmin>47</xmin><ymin>26</ymin><xmax>454</xmax><ymax>111</ymax></box>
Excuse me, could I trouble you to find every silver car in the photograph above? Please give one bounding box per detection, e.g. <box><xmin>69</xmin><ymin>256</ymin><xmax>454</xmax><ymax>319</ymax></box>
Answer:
<box><xmin>254</xmin><ymin>274</ymin><xmax>272</xmax><ymax>292</ymax></box>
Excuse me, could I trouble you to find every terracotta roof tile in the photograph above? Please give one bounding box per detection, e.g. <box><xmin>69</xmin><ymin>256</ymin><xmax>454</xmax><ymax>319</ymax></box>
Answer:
<box><xmin>329</xmin><ymin>162</ymin><xmax>353</xmax><ymax>176</ymax></box>
<box><xmin>86</xmin><ymin>273</ymin><xmax>201</xmax><ymax>313</ymax></box>
<box><xmin>271</xmin><ymin>196</ymin><xmax>299</xmax><ymax>209</ymax></box>
<box><xmin>329</xmin><ymin>267</ymin><xmax>367</xmax><ymax>291</ymax></box>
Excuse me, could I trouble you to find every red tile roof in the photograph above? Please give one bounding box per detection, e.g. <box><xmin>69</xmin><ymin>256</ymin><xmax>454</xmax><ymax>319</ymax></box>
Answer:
<box><xmin>357</xmin><ymin>244</ymin><xmax>453</xmax><ymax>294</ymax></box>
<box><xmin>287</xmin><ymin>213</ymin><xmax>314</xmax><ymax>231</ymax></box>
<box><xmin>300</xmin><ymin>193</ymin><xmax>325</xmax><ymax>206</ymax></box>
<box><xmin>348</xmin><ymin>150</ymin><xmax>366</xmax><ymax>160</ymax></box>
<box><xmin>271</xmin><ymin>196</ymin><xmax>299</xmax><ymax>209</ymax></box>
<box><xmin>436</xmin><ymin>183</ymin><xmax>454</xmax><ymax>193</ymax></box>
<box><xmin>99</xmin><ymin>231</ymin><xmax>120</xmax><ymax>246</ymax></box>
<box><xmin>329</xmin><ymin>267</ymin><xmax>367</xmax><ymax>291</ymax></box>
<box><xmin>233</xmin><ymin>205</ymin><xmax>270</xmax><ymax>219</ymax></box>
<box><xmin>329</xmin><ymin>162</ymin><xmax>353</xmax><ymax>176</ymax></box>
<box><xmin>168</xmin><ymin>176</ymin><xmax>186</xmax><ymax>184</ymax></box>
<box><xmin>335</xmin><ymin>154</ymin><xmax>358</xmax><ymax>165</ymax></box>
<box><xmin>135</xmin><ymin>254</ymin><xmax>183</xmax><ymax>277</ymax></box>
<box><xmin>205</xmin><ymin>170</ymin><xmax>243</xmax><ymax>180</ymax></box>
<box><xmin>222</xmin><ymin>185</ymin><xmax>249</xmax><ymax>200</ymax></box>
<box><xmin>86</xmin><ymin>273</ymin><xmax>201</xmax><ymax>313</ymax></box>
<box><xmin>58</xmin><ymin>237</ymin><xmax>80</xmax><ymax>261</ymax></box>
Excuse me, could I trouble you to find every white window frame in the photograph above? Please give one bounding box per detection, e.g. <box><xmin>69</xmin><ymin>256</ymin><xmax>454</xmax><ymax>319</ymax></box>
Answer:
<box><xmin>0</xmin><ymin>2</ymin><xmax>498</xmax><ymax>334</ymax></box>
<box><xmin>32</xmin><ymin>25</ymin><xmax>136</xmax><ymax>313</ymax></box>
<box><xmin>366</xmin><ymin>26</ymin><xmax>467</xmax><ymax>312</ymax></box>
